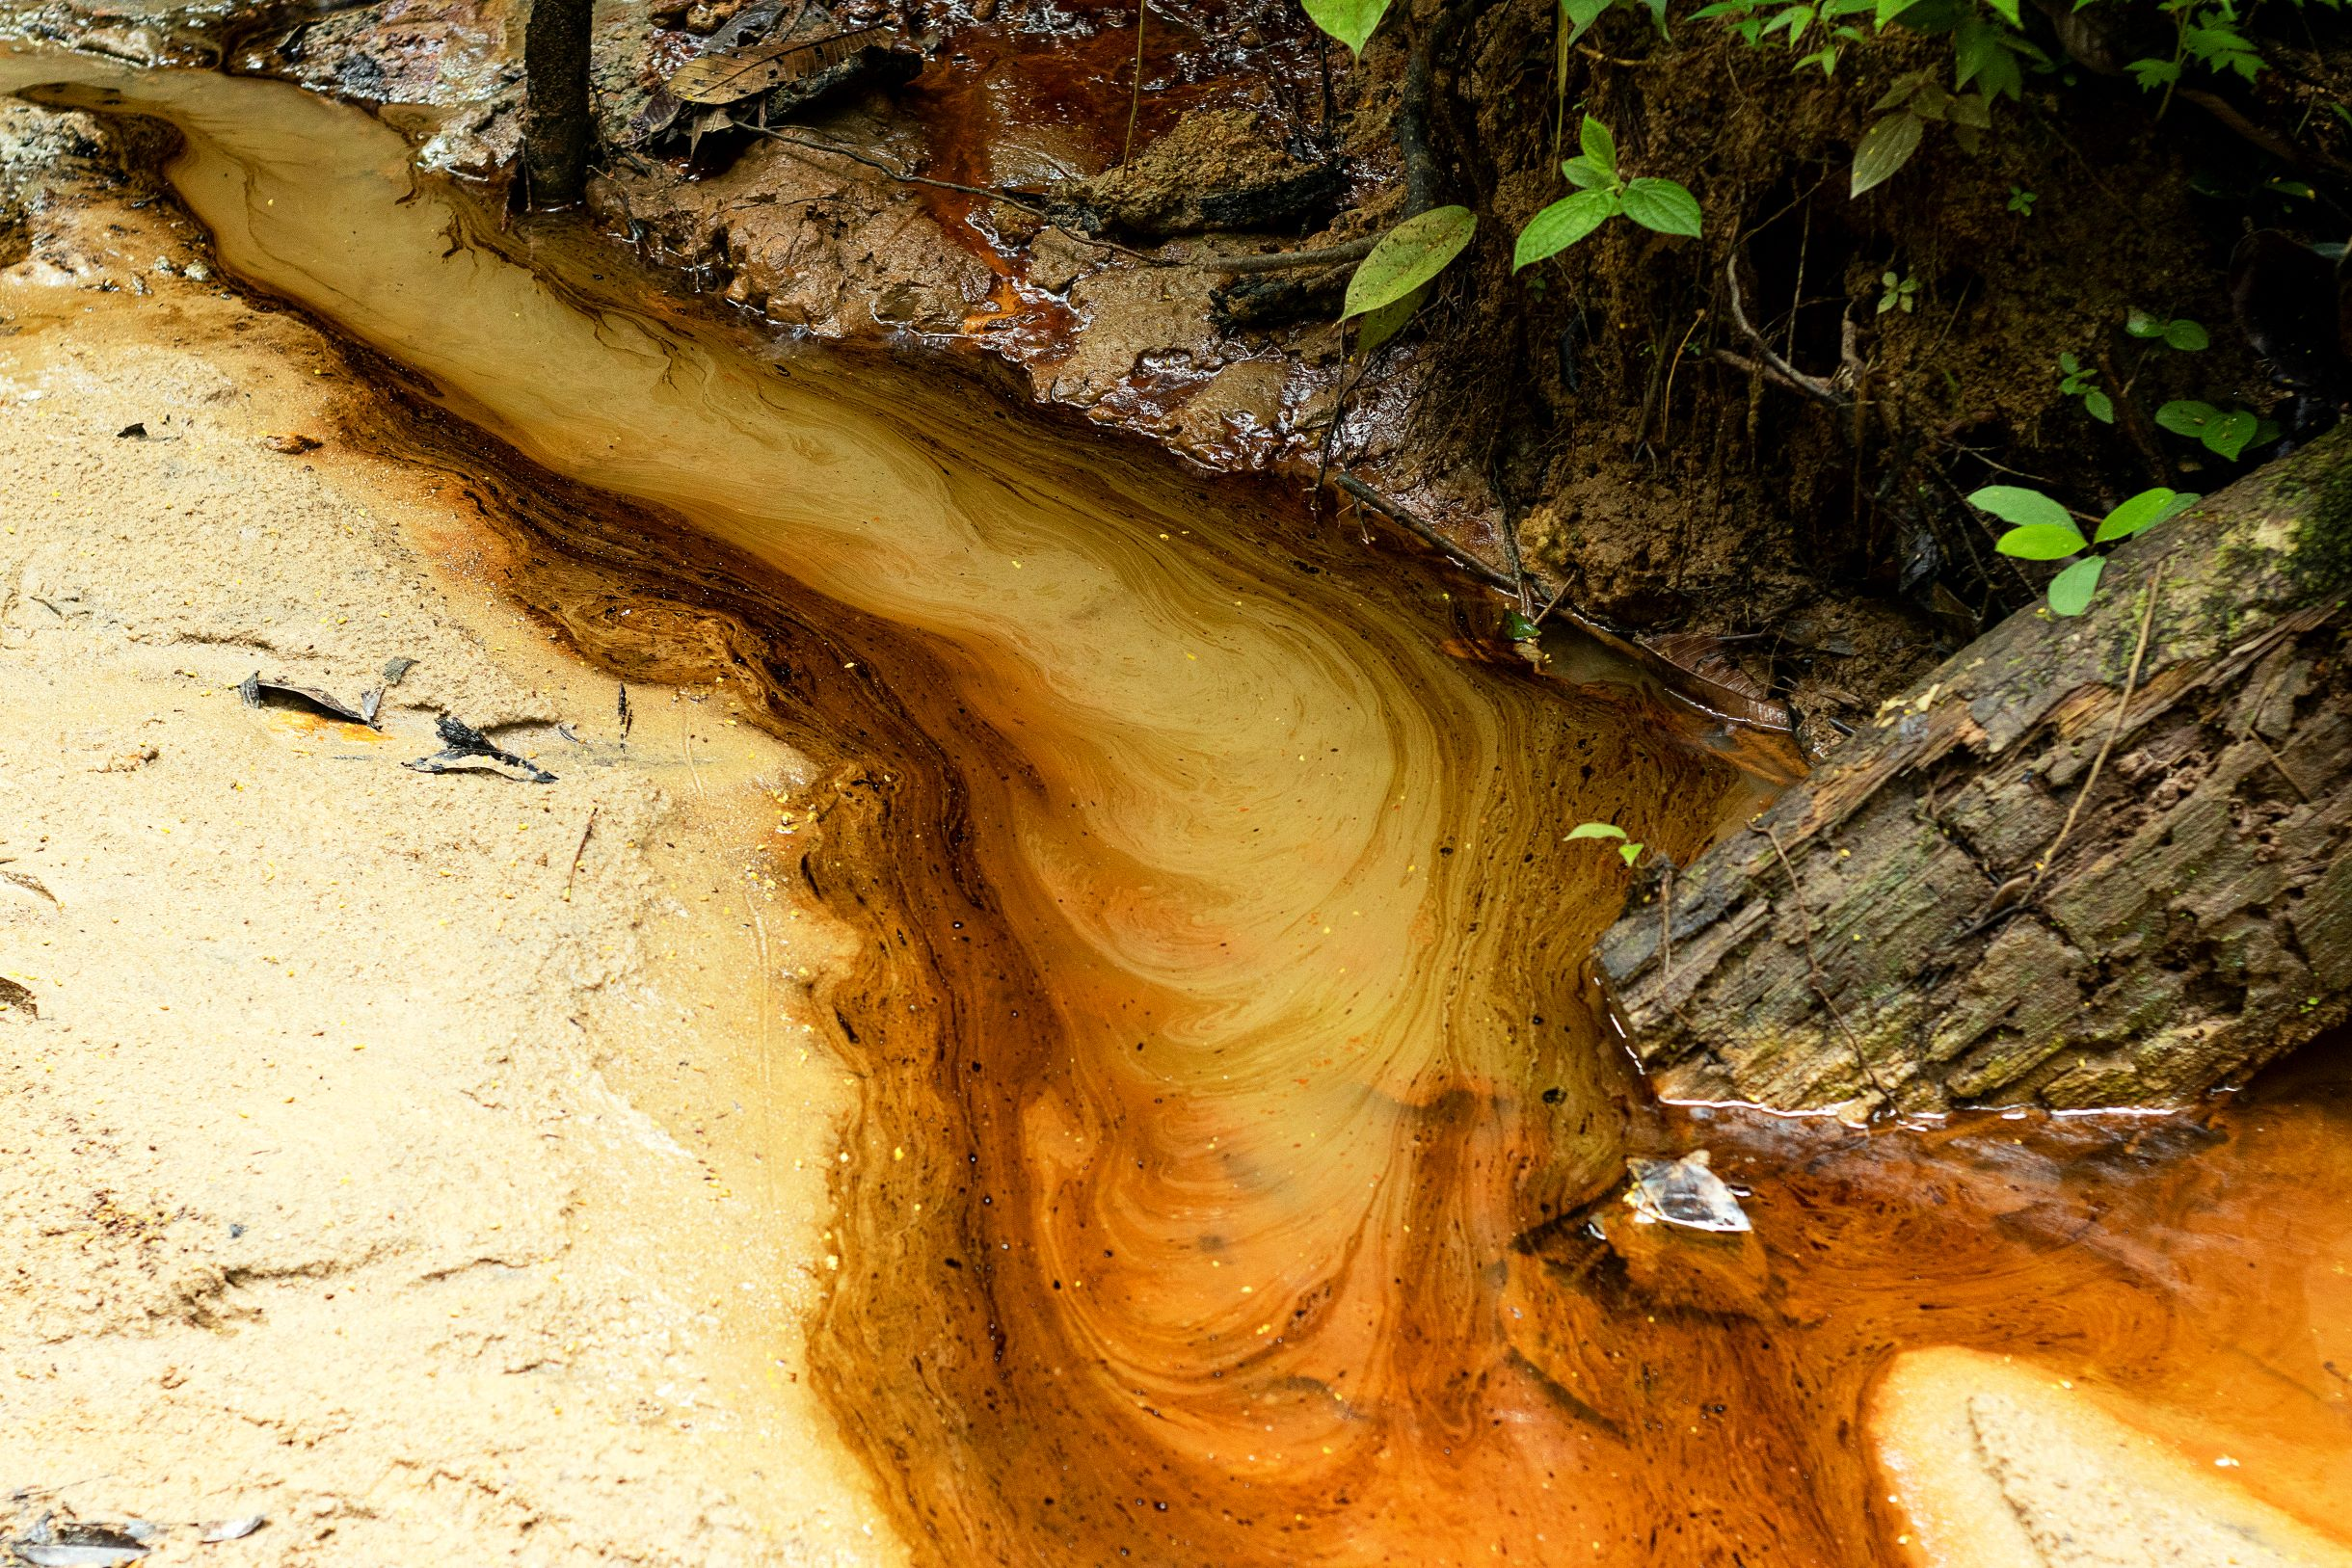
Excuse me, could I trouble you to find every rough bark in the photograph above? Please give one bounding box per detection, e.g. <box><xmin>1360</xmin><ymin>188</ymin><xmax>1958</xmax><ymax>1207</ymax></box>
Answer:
<box><xmin>1595</xmin><ymin>430</ymin><xmax>2352</xmax><ymax>1115</ymax></box>
<box><xmin>521</xmin><ymin>0</ymin><xmax>594</xmax><ymax>207</ymax></box>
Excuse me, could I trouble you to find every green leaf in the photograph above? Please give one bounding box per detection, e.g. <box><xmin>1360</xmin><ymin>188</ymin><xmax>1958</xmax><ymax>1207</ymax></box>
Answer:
<box><xmin>2165</xmin><ymin>319</ymin><xmax>2209</xmax><ymax>351</ymax></box>
<box><xmin>1513</xmin><ymin>190</ymin><xmax>1617</xmax><ymax>270</ymax></box>
<box><xmin>1355</xmin><ymin>279</ymin><xmax>1430</xmax><ymax>357</ymax></box>
<box><xmin>2127</xmin><ymin>57</ymin><xmax>2180</xmax><ymax>89</ymax></box>
<box><xmin>1851</xmin><ymin>111</ymin><xmax>1924</xmax><ymax>197</ymax></box>
<box><xmin>1503</xmin><ymin>608</ymin><xmax>1541</xmax><ymax>641</ymax></box>
<box><xmin>2095</xmin><ymin>487</ymin><xmax>2197</xmax><ymax>542</ymax></box>
<box><xmin>1984</xmin><ymin>0</ymin><xmax>2018</xmax><ymax>23</ymax></box>
<box><xmin>1967</xmin><ymin>484</ymin><xmax>2073</xmax><ymax>531</ymax></box>
<box><xmin>2083</xmin><ymin>388</ymin><xmax>2115</xmax><ymax>424</ymax></box>
<box><xmin>2207</xmin><ymin>408</ymin><xmax>2258</xmax><ymax>460</ymax></box>
<box><xmin>1562</xmin><ymin>0</ymin><xmax>1613</xmax><ymax>42</ymax></box>
<box><xmin>1579</xmin><ymin>116</ymin><xmax>1619</xmax><ymax>176</ymax></box>
<box><xmin>1875</xmin><ymin>0</ymin><xmax>1908</xmax><ymax>23</ymax></box>
<box><xmin>1562</xmin><ymin>153</ymin><xmax>1613</xmax><ymax>190</ymax></box>
<box><xmin>2045</xmin><ymin>555</ymin><xmax>2105</xmax><ymax>617</ymax></box>
<box><xmin>1302</xmin><ymin>0</ymin><xmax>1394</xmax><ymax>51</ymax></box>
<box><xmin>1343</xmin><ymin>205</ymin><xmax>1477</xmax><ymax>318</ymax></box>
<box><xmin>1565</xmin><ymin>822</ymin><xmax>1630</xmax><ymax>841</ymax></box>
<box><xmin>1619</xmin><ymin>177</ymin><xmax>1702</xmax><ymax>236</ymax></box>
<box><xmin>2154</xmin><ymin>399</ymin><xmax>2220</xmax><ymax>439</ymax></box>
<box><xmin>2125</xmin><ymin>308</ymin><xmax>2164</xmax><ymax>338</ymax></box>
<box><xmin>2057</xmin><ymin>350</ymin><xmax>2081</xmax><ymax>375</ymax></box>
<box><xmin>1617</xmin><ymin>841</ymin><xmax>1644</xmax><ymax>865</ymax></box>
<box><xmin>1996</xmin><ymin>522</ymin><xmax>2091</xmax><ymax>560</ymax></box>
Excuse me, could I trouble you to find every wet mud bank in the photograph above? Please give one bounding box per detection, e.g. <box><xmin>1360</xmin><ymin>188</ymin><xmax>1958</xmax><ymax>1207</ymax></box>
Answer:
<box><xmin>5</xmin><ymin>43</ymin><xmax>2350</xmax><ymax>1568</ymax></box>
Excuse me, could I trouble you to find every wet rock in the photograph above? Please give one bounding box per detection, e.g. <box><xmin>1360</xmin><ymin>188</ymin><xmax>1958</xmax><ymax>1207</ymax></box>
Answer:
<box><xmin>590</xmin><ymin>131</ymin><xmax>992</xmax><ymax>337</ymax></box>
<box><xmin>1051</xmin><ymin>109</ymin><xmax>1341</xmax><ymax>238</ymax></box>
<box><xmin>1045</xmin><ymin>265</ymin><xmax>1222</xmax><ymax>405</ymax></box>
<box><xmin>240</xmin><ymin>0</ymin><xmax>524</xmax><ymax>177</ymax></box>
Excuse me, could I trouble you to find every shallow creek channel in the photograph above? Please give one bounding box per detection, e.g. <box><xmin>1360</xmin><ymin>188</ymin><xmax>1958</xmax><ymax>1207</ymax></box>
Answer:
<box><xmin>8</xmin><ymin>46</ymin><xmax>2351</xmax><ymax>1566</ymax></box>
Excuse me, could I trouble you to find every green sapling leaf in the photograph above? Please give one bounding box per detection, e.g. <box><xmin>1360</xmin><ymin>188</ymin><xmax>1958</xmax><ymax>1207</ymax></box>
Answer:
<box><xmin>1343</xmin><ymin>205</ymin><xmax>1477</xmax><ymax>318</ymax></box>
<box><xmin>1966</xmin><ymin>485</ymin><xmax>2074</xmax><ymax>531</ymax></box>
<box><xmin>1514</xmin><ymin>190</ymin><xmax>1617</xmax><ymax>269</ymax></box>
<box><xmin>2045</xmin><ymin>555</ymin><xmax>2105</xmax><ymax>616</ymax></box>
<box><xmin>1995</xmin><ymin>522</ymin><xmax>2091</xmax><ymax>560</ymax></box>
<box><xmin>1852</xmin><ymin>111</ymin><xmax>1924</xmax><ymax>196</ymax></box>
<box><xmin>1562</xmin><ymin>0</ymin><xmax>1612</xmax><ymax>43</ymax></box>
<box><xmin>2094</xmin><ymin>487</ymin><xmax>2197</xmax><ymax>543</ymax></box>
<box><xmin>1301</xmin><ymin>0</ymin><xmax>1394</xmax><ymax>52</ymax></box>
<box><xmin>1620</xmin><ymin>178</ymin><xmax>1703</xmax><ymax>236</ymax></box>
<box><xmin>1579</xmin><ymin>116</ymin><xmax>1619</xmax><ymax>176</ymax></box>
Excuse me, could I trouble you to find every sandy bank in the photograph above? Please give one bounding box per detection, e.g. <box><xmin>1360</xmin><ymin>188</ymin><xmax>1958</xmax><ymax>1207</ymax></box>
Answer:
<box><xmin>0</xmin><ymin>99</ymin><xmax>901</xmax><ymax>1565</ymax></box>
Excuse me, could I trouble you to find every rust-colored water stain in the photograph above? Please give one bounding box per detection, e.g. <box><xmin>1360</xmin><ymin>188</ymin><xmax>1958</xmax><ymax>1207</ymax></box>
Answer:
<box><xmin>15</xmin><ymin>52</ymin><xmax>2348</xmax><ymax>1568</ymax></box>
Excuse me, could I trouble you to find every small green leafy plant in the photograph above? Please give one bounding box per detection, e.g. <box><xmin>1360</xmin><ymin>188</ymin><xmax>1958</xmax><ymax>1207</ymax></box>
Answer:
<box><xmin>2058</xmin><ymin>353</ymin><xmax>2112</xmax><ymax>424</ymax></box>
<box><xmin>1514</xmin><ymin>117</ymin><xmax>1701</xmax><ymax>272</ymax></box>
<box><xmin>2006</xmin><ymin>185</ymin><xmax>2037</xmax><ymax>215</ymax></box>
<box><xmin>2153</xmin><ymin>399</ymin><xmax>2263</xmax><ymax>461</ymax></box>
<box><xmin>2125</xmin><ymin>309</ymin><xmax>2209</xmax><ymax>352</ymax></box>
<box><xmin>1878</xmin><ymin>270</ymin><xmax>1919</xmax><ymax>314</ymax></box>
<box><xmin>1565</xmin><ymin>821</ymin><xmax>1646</xmax><ymax>865</ymax></box>
<box><xmin>1968</xmin><ymin>484</ymin><xmax>2198</xmax><ymax>616</ymax></box>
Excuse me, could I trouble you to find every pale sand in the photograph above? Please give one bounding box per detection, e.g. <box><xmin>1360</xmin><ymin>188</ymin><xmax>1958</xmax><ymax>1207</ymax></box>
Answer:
<box><xmin>0</xmin><ymin>101</ymin><xmax>902</xmax><ymax>1564</ymax></box>
<box><xmin>1873</xmin><ymin>1346</ymin><xmax>2352</xmax><ymax>1568</ymax></box>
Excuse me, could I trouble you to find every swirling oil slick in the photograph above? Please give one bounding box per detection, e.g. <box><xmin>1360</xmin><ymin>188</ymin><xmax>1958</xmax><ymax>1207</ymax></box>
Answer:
<box><xmin>10</xmin><ymin>53</ymin><xmax>2347</xmax><ymax>1566</ymax></box>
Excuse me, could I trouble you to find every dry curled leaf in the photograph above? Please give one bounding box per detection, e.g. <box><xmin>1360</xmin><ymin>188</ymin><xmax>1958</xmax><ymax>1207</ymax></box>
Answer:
<box><xmin>662</xmin><ymin>23</ymin><xmax>893</xmax><ymax>105</ymax></box>
<box><xmin>1640</xmin><ymin>632</ymin><xmax>1791</xmax><ymax>731</ymax></box>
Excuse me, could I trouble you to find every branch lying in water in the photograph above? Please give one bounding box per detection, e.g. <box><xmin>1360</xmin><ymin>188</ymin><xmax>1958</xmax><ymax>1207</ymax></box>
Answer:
<box><xmin>740</xmin><ymin>125</ymin><xmax>1174</xmax><ymax>266</ymax></box>
<box><xmin>1334</xmin><ymin>475</ymin><xmax>1794</xmax><ymax>731</ymax></box>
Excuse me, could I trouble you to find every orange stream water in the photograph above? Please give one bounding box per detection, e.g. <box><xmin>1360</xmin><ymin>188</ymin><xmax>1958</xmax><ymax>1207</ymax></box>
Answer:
<box><xmin>10</xmin><ymin>52</ymin><xmax>2347</xmax><ymax>1564</ymax></box>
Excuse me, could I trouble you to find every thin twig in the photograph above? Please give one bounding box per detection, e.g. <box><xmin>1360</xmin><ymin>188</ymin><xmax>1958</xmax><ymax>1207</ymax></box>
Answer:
<box><xmin>2252</xmin><ymin>731</ymin><xmax>2312</xmax><ymax>802</ymax></box>
<box><xmin>2032</xmin><ymin>556</ymin><xmax>2168</xmax><ymax>888</ymax></box>
<box><xmin>1527</xmin><ymin>577</ymin><xmax>1573</xmax><ymax>631</ymax></box>
<box><xmin>1724</xmin><ymin>259</ymin><xmax>1849</xmax><ymax>412</ymax></box>
<box><xmin>1181</xmin><ymin>235</ymin><xmax>1376</xmax><ymax>272</ymax></box>
<box><xmin>1495</xmin><ymin>464</ymin><xmax>1534</xmax><ymax>615</ymax></box>
<box><xmin>742</xmin><ymin>124</ymin><xmax>1173</xmax><ymax>266</ymax></box>
<box><xmin>1332</xmin><ymin>475</ymin><xmax>1518</xmax><ymax>593</ymax></box>
<box><xmin>565</xmin><ymin>807</ymin><xmax>600</xmax><ymax>903</ymax></box>
<box><xmin>1764</xmin><ymin>822</ymin><xmax>1883</xmax><ymax>1103</ymax></box>
<box><xmin>1654</xmin><ymin>308</ymin><xmax>1706</xmax><ymax>449</ymax></box>
<box><xmin>1124</xmin><ymin>0</ymin><xmax>1146</xmax><ymax>164</ymax></box>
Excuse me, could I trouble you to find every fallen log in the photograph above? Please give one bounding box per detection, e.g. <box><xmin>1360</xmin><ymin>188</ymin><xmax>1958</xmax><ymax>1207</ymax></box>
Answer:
<box><xmin>1594</xmin><ymin>431</ymin><xmax>2352</xmax><ymax>1115</ymax></box>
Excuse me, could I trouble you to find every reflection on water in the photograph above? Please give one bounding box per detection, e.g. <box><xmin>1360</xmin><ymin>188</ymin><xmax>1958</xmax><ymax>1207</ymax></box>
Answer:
<box><xmin>8</xmin><ymin>48</ymin><xmax>2344</xmax><ymax>1564</ymax></box>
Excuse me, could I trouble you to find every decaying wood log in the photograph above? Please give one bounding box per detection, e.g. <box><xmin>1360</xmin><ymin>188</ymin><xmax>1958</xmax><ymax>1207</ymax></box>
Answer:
<box><xmin>1595</xmin><ymin>431</ymin><xmax>2352</xmax><ymax>1115</ymax></box>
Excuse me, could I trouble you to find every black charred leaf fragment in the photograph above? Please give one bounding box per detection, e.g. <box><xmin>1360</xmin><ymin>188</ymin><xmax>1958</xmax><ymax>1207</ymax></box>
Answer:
<box><xmin>9</xmin><ymin>1518</ymin><xmax>150</xmax><ymax>1566</ymax></box>
<box><xmin>382</xmin><ymin>655</ymin><xmax>416</xmax><ymax>685</ymax></box>
<box><xmin>403</xmin><ymin>714</ymin><xmax>558</xmax><ymax>784</ymax></box>
<box><xmin>115</xmin><ymin>421</ymin><xmax>146</xmax><ymax>439</ymax></box>
<box><xmin>11</xmin><ymin>1546</ymin><xmax>148</xmax><ymax>1567</ymax></box>
<box><xmin>237</xmin><ymin>672</ymin><xmax>379</xmax><ymax>728</ymax></box>
<box><xmin>617</xmin><ymin>682</ymin><xmax>633</xmax><ymax>739</ymax></box>
<box><xmin>0</xmin><ymin>976</ymin><xmax>36</xmax><ymax>1017</ymax></box>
